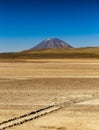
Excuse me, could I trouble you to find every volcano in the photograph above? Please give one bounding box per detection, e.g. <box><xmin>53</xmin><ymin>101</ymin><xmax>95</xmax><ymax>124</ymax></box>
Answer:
<box><xmin>30</xmin><ymin>38</ymin><xmax>73</xmax><ymax>50</ymax></box>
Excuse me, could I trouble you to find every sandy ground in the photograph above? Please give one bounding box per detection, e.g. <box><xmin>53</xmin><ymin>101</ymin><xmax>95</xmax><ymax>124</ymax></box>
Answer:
<box><xmin>0</xmin><ymin>59</ymin><xmax>99</xmax><ymax>79</ymax></box>
<box><xmin>9</xmin><ymin>106</ymin><xmax>99</xmax><ymax>130</ymax></box>
<box><xmin>0</xmin><ymin>59</ymin><xmax>99</xmax><ymax>130</ymax></box>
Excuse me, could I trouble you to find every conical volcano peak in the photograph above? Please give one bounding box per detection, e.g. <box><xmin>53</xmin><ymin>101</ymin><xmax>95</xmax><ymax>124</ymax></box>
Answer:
<box><xmin>50</xmin><ymin>37</ymin><xmax>63</xmax><ymax>41</ymax></box>
<box><xmin>43</xmin><ymin>38</ymin><xmax>50</xmax><ymax>41</ymax></box>
<box><xmin>30</xmin><ymin>38</ymin><xmax>73</xmax><ymax>50</ymax></box>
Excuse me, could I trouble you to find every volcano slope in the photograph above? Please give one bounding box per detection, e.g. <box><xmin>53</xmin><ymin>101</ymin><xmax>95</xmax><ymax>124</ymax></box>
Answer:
<box><xmin>0</xmin><ymin>59</ymin><xmax>99</xmax><ymax>130</ymax></box>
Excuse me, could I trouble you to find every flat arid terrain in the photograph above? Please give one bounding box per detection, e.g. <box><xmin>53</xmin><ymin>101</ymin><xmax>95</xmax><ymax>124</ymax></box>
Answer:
<box><xmin>0</xmin><ymin>59</ymin><xmax>99</xmax><ymax>130</ymax></box>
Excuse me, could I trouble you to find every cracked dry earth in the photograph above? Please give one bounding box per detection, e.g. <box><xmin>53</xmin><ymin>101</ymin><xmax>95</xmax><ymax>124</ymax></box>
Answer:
<box><xmin>0</xmin><ymin>59</ymin><xmax>99</xmax><ymax>130</ymax></box>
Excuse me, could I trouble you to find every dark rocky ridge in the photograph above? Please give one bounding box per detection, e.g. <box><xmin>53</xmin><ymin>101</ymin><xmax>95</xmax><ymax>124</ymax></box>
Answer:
<box><xmin>30</xmin><ymin>38</ymin><xmax>73</xmax><ymax>50</ymax></box>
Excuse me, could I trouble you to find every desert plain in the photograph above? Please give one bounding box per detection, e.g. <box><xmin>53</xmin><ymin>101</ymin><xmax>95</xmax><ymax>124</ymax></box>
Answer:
<box><xmin>0</xmin><ymin>59</ymin><xmax>99</xmax><ymax>130</ymax></box>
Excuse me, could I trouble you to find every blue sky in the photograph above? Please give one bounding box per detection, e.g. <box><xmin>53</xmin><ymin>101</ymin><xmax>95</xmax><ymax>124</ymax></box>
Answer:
<box><xmin>0</xmin><ymin>0</ymin><xmax>99</xmax><ymax>52</ymax></box>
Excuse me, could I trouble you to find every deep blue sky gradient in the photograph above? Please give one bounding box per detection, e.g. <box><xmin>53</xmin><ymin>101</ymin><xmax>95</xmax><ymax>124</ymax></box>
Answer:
<box><xmin>0</xmin><ymin>0</ymin><xmax>99</xmax><ymax>52</ymax></box>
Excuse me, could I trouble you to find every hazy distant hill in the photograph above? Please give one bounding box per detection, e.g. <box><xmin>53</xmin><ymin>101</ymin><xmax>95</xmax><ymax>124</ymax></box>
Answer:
<box><xmin>0</xmin><ymin>38</ymin><xmax>99</xmax><ymax>59</ymax></box>
<box><xmin>30</xmin><ymin>38</ymin><xmax>73</xmax><ymax>50</ymax></box>
<box><xmin>0</xmin><ymin>47</ymin><xmax>99</xmax><ymax>60</ymax></box>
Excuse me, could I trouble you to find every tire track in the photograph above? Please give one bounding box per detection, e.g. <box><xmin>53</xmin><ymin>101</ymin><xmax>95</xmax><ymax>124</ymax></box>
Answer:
<box><xmin>0</xmin><ymin>105</ymin><xmax>53</xmax><ymax>125</ymax></box>
<box><xmin>0</xmin><ymin>97</ymin><xmax>94</xmax><ymax>130</ymax></box>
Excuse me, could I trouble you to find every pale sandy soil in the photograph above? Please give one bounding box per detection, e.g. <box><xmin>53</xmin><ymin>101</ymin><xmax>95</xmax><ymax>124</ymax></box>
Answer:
<box><xmin>0</xmin><ymin>59</ymin><xmax>99</xmax><ymax>79</ymax></box>
<box><xmin>0</xmin><ymin>59</ymin><xmax>99</xmax><ymax>130</ymax></box>
<box><xmin>10</xmin><ymin>106</ymin><xmax>99</xmax><ymax>130</ymax></box>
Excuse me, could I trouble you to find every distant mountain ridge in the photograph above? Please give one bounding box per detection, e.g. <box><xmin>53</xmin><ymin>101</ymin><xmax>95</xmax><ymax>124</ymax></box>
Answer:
<box><xmin>30</xmin><ymin>38</ymin><xmax>73</xmax><ymax>50</ymax></box>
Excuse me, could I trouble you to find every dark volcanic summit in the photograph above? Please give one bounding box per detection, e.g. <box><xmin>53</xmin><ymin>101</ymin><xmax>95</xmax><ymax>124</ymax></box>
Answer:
<box><xmin>30</xmin><ymin>38</ymin><xmax>73</xmax><ymax>50</ymax></box>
